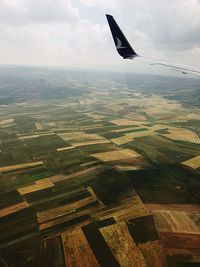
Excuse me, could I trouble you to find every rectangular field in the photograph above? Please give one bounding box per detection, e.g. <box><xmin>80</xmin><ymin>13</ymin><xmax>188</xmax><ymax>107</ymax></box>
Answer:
<box><xmin>152</xmin><ymin>210</ymin><xmax>200</xmax><ymax>234</ymax></box>
<box><xmin>61</xmin><ymin>229</ymin><xmax>100</xmax><ymax>267</ymax></box>
<box><xmin>17</xmin><ymin>178</ymin><xmax>54</xmax><ymax>195</ymax></box>
<box><xmin>0</xmin><ymin>161</ymin><xmax>44</xmax><ymax>173</ymax></box>
<box><xmin>100</xmin><ymin>222</ymin><xmax>146</xmax><ymax>267</ymax></box>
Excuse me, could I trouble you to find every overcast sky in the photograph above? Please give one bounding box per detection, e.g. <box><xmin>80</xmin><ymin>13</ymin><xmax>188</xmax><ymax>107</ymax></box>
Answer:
<box><xmin>1</xmin><ymin>0</ymin><xmax>200</xmax><ymax>74</ymax></box>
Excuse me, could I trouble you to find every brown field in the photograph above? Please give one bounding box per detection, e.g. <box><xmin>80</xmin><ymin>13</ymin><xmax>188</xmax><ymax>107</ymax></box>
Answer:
<box><xmin>111</xmin><ymin>135</ymin><xmax>134</xmax><ymax>145</ymax></box>
<box><xmin>138</xmin><ymin>240</ymin><xmax>167</xmax><ymax>267</ymax></box>
<box><xmin>0</xmin><ymin>201</ymin><xmax>29</xmax><ymax>218</ymax></box>
<box><xmin>17</xmin><ymin>178</ymin><xmax>54</xmax><ymax>195</ymax></box>
<box><xmin>39</xmin><ymin>204</ymin><xmax>103</xmax><ymax>231</ymax></box>
<box><xmin>37</xmin><ymin>194</ymin><xmax>98</xmax><ymax>224</ymax></box>
<box><xmin>164</xmin><ymin>247</ymin><xmax>200</xmax><ymax>262</ymax></box>
<box><xmin>182</xmin><ymin>155</ymin><xmax>200</xmax><ymax>169</ymax></box>
<box><xmin>0</xmin><ymin>161</ymin><xmax>44</xmax><ymax>173</ymax></box>
<box><xmin>110</xmin><ymin>119</ymin><xmax>139</xmax><ymax>126</ymax></box>
<box><xmin>62</xmin><ymin>229</ymin><xmax>100</xmax><ymax>267</ymax></box>
<box><xmin>152</xmin><ymin>210</ymin><xmax>200</xmax><ymax>234</ymax></box>
<box><xmin>96</xmin><ymin>196</ymin><xmax>149</xmax><ymax>222</ymax></box>
<box><xmin>160</xmin><ymin>232</ymin><xmax>200</xmax><ymax>249</ymax></box>
<box><xmin>100</xmin><ymin>222</ymin><xmax>146</xmax><ymax>267</ymax></box>
<box><xmin>162</xmin><ymin>127</ymin><xmax>199</xmax><ymax>143</ymax></box>
<box><xmin>146</xmin><ymin>204</ymin><xmax>200</xmax><ymax>212</ymax></box>
<box><xmin>91</xmin><ymin>149</ymin><xmax>141</xmax><ymax>162</ymax></box>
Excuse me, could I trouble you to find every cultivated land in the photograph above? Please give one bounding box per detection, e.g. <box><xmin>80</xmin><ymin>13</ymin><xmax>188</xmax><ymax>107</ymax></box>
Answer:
<box><xmin>0</xmin><ymin>67</ymin><xmax>200</xmax><ymax>266</ymax></box>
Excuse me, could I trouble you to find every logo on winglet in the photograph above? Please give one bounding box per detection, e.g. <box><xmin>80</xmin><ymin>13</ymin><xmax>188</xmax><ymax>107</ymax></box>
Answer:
<box><xmin>116</xmin><ymin>37</ymin><xmax>127</xmax><ymax>49</ymax></box>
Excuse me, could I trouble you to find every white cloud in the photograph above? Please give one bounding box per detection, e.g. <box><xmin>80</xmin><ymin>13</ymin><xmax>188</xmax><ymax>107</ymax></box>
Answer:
<box><xmin>0</xmin><ymin>0</ymin><xmax>200</xmax><ymax>72</ymax></box>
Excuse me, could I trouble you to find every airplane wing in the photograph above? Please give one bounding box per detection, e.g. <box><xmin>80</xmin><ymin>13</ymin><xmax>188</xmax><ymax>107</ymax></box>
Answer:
<box><xmin>106</xmin><ymin>14</ymin><xmax>200</xmax><ymax>75</ymax></box>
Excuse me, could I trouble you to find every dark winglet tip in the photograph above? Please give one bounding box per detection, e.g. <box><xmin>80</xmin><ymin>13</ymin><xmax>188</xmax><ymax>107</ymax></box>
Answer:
<box><xmin>106</xmin><ymin>14</ymin><xmax>113</xmax><ymax>19</ymax></box>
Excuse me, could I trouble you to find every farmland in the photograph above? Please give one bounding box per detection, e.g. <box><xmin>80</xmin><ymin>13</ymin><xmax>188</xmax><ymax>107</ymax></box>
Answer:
<box><xmin>0</xmin><ymin>67</ymin><xmax>200</xmax><ymax>266</ymax></box>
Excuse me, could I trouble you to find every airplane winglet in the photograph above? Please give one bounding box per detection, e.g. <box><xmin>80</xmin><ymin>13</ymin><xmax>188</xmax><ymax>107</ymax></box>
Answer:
<box><xmin>106</xmin><ymin>14</ymin><xmax>138</xmax><ymax>59</ymax></box>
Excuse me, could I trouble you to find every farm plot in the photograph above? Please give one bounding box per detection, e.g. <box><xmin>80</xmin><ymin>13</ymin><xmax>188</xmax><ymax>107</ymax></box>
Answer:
<box><xmin>99</xmin><ymin>222</ymin><xmax>146</xmax><ymax>267</ymax></box>
<box><xmin>61</xmin><ymin>229</ymin><xmax>100</xmax><ymax>267</ymax></box>
<box><xmin>110</xmin><ymin>119</ymin><xmax>139</xmax><ymax>126</ymax></box>
<box><xmin>111</xmin><ymin>135</ymin><xmax>134</xmax><ymax>145</ymax></box>
<box><xmin>0</xmin><ymin>201</ymin><xmax>29</xmax><ymax>218</ymax></box>
<box><xmin>0</xmin><ymin>161</ymin><xmax>44</xmax><ymax>173</ymax></box>
<box><xmin>91</xmin><ymin>149</ymin><xmax>141</xmax><ymax>162</ymax></box>
<box><xmin>182</xmin><ymin>155</ymin><xmax>200</xmax><ymax>169</ymax></box>
<box><xmin>58</xmin><ymin>132</ymin><xmax>106</xmax><ymax>142</ymax></box>
<box><xmin>162</xmin><ymin>127</ymin><xmax>199</xmax><ymax>143</ymax></box>
<box><xmin>38</xmin><ymin>187</ymin><xmax>104</xmax><ymax>233</ymax></box>
<box><xmin>17</xmin><ymin>178</ymin><xmax>54</xmax><ymax>195</ymax></box>
<box><xmin>138</xmin><ymin>240</ymin><xmax>167</xmax><ymax>267</ymax></box>
<box><xmin>96</xmin><ymin>196</ymin><xmax>149</xmax><ymax>222</ymax></box>
<box><xmin>37</xmin><ymin>193</ymin><xmax>99</xmax><ymax>224</ymax></box>
<box><xmin>152</xmin><ymin>210</ymin><xmax>200</xmax><ymax>234</ymax></box>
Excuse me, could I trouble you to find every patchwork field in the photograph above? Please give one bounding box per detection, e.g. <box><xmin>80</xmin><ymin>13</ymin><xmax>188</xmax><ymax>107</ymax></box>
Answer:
<box><xmin>0</xmin><ymin>68</ymin><xmax>200</xmax><ymax>266</ymax></box>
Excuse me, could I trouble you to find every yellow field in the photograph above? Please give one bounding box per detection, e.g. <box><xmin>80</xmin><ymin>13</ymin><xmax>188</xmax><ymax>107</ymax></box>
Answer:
<box><xmin>162</xmin><ymin>127</ymin><xmax>199</xmax><ymax>143</ymax></box>
<box><xmin>58</xmin><ymin>132</ymin><xmax>106</xmax><ymax>142</ymax></box>
<box><xmin>116</xmin><ymin>165</ymin><xmax>143</xmax><ymax>171</ymax></box>
<box><xmin>0</xmin><ymin>161</ymin><xmax>44</xmax><ymax>173</ymax></box>
<box><xmin>150</xmin><ymin>124</ymin><xmax>168</xmax><ymax>131</ymax></box>
<box><xmin>182</xmin><ymin>155</ymin><xmax>200</xmax><ymax>169</ymax></box>
<box><xmin>0</xmin><ymin>118</ymin><xmax>14</xmax><ymax>125</ymax></box>
<box><xmin>57</xmin><ymin>146</ymin><xmax>74</xmax><ymax>152</ymax></box>
<box><xmin>152</xmin><ymin>210</ymin><xmax>200</xmax><ymax>234</ymax></box>
<box><xmin>0</xmin><ymin>201</ymin><xmax>29</xmax><ymax>218</ymax></box>
<box><xmin>48</xmin><ymin>122</ymin><xmax>56</xmax><ymax>127</ymax></box>
<box><xmin>62</xmin><ymin>229</ymin><xmax>100</xmax><ymax>267</ymax></box>
<box><xmin>17</xmin><ymin>178</ymin><xmax>54</xmax><ymax>195</ymax></box>
<box><xmin>18</xmin><ymin>133</ymin><xmax>54</xmax><ymax>140</ymax></box>
<box><xmin>100</xmin><ymin>222</ymin><xmax>146</xmax><ymax>267</ymax></box>
<box><xmin>72</xmin><ymin>139</ymin><xmax>110</xmax><ymax>147</ymax></box>
<box><xmin>125</xmin><ymin>130</ymin><xmax>154</xmax><ymax>138</ymax></box>
<box><xmin>110</xmin><ymin>119</ymin><xmax>138</xmax><ymax>126</ymax></box>
<box><xmin>111</xmin><ymin>135</ymin><xmax>134</xmax><ymax>145</ymax></box>
<box><xmin>124</xmin><ymin>114</ymin><xmax>147</xmax><ymax>121</ymax></box>
<box><xmin>35</xmin><ymin>122</ymin><xmax>43</xmax><ymax>130</ymax></box>
<box><xmin>91</xmin><ymin>149</ymin><xmax>141</xmax><ymax>162</ymax></box>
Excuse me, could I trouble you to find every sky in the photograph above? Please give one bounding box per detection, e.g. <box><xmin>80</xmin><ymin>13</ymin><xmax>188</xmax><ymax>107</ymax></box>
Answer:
<box><xmin>1</xmin><ymin>0</ymin><xmax>200</xmax><ymax>74</ymax></box>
